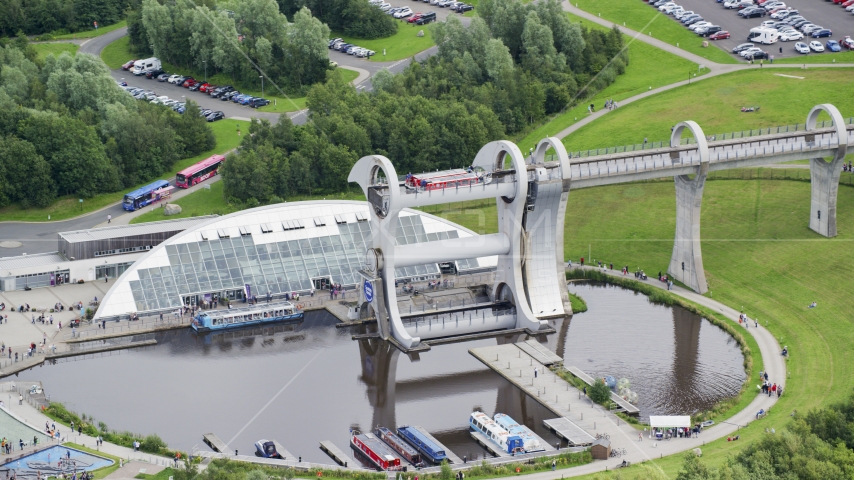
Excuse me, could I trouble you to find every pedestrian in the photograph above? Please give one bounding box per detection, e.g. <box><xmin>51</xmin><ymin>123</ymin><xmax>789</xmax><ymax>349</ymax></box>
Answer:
<box><xmin>770</xmin><ymin>55</ymin><xmax>774</xmax><ymax>64</ymax></box>
<box><xmin>638</xmin><ymin>432</ymin><xmax>643</xmax><ymax>441</ymax></box>
<box><xmin>583</xmin><ymin>386</ymin><xmax>587</xmax><ymax>396</ymax></box>
<box><xmin>552</xmin><ymin>460</ymin><xmax>556</xmax><ymax>471</ymax></box>
<box><xmin>159</xmin><ymin>312</ymin><xmax>163</xmax><ymax>322</ymax></box>
<box><xmin>754</xmin><ymin>319</ymin><xmax>758</xmax><ymax>328</ymax></box>
<box><xmin>760</xmin><ymin>59</ymin><xmax>763</xmax><ymax>68</ymax></box>
<box><xmin>18</xmin><ymin>394</ymin><xmax>22</xmax><ymax>405</ymax></box>
<box><xmin>643</xmin><ymin>137</ymin><xmax>648</xmax><ymax>145</ymax></box>
<box><xmin>779</xmin><ymin>46</ymin><xmax>782</xmax><ymax>54</ymax></box>
<box><xmin>107</xmin><ymin>214</ymin><xmax>111</xmax><ymax>223</ymax></box>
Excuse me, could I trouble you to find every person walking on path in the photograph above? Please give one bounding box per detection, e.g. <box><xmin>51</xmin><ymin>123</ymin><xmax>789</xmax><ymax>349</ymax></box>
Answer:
<box><xmin>638</xmin><ymin>433</ymin><xmax>643</xmax><ymax>441</ymax></box>
<box><xmin>534</xmin><ymin>367</ymin><xmax>538</xmax><ymax>378</ymax></box>
<box><xmin>107</xmin><ymin>214</ymin><xmax>111</xmax><ymax>223</ymax></box>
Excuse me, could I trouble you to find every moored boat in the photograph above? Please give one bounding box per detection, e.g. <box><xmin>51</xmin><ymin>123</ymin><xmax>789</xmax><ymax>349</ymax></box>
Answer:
<box><xmin>376</xmin><ymin>427</ymin><xmax>423</xmax><ymax>467</ymax></box>
<box><xmin>351</xmin><ymin>433</ymin><xmax>404</xmax><ymax>471</ymax></box>
<box><xmin>469</xmin><ymin>412</ymin><xmax>524</xmax><ymax>455</ymax></box>
<box><xmin>396</xmin><ymin>426</ymin><xmax>448</xmax><ymax>464</ymax></box>
<box><xmin>254</xmin><ymin>439</ymin><xmax>282</xmax><ymax>458</ymax></box>
<box><xmin>493</xmin><ymin>413</ymin><xmax>544</xmax><ymax>452</ymax></box>
<box><xmin>192</xmin><ymin>301</ymin><xmax>303</xmax><ymax>332</ymax></box>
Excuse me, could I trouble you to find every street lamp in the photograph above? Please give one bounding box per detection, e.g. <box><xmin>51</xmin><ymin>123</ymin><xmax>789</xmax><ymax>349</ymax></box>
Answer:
<box><xmin>259</xmin><ymin>75</ymin><xmax>264</xmax><ymax>98</ymax></box>
<box><xmin>203</xmin><ymin>60</ymin><xmax>207</xmax><ymax>82</ymax></box>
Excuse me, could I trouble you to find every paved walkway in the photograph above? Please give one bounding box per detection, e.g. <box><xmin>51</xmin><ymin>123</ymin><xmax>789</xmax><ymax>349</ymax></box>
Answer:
<box><xmin>504</xmin><ymin>265</ymin><xmax>786</xmax><ymax>479</ymax></box>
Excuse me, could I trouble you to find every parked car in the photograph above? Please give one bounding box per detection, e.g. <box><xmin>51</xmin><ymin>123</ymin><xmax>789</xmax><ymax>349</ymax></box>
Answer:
<box><xmin>157</xmin><ymin>73</ymin><xmax>170</xmax><ymax>82</ymax></box>
<box><xmin>189</xmin><ymin>82</ymin><xmax>203</xmax><ymax>91</ymax></box>
<box><xmin>408</xmin><ymin>13</ymin><xmax>424</xmax><ymax>22</ymax></box>
<box><xmin>232</xmin><ymin>93</ymin><xmax>249</xmax><ymax>103</ymax></box>
<box><xmin>222</xmin><ymin>90</ymin><xmax>239</xmax><ymax>101</ymax></box>
<box><xmin>249</xmin><ymin>98</ymin><xmax>271</xmax><ymax>108</ymax></box>
<box><xmin>808</xmin><ymin>40</ymin><xmax>824</xmax><ymax>52</ymax></box>
<box><xmin>167</xmin><ymin>74</ymin><xmax>182</xmax><ymax>84</ymax></box>
<box><xmin>689</xmin><ymin>21</ymin><xmax>712</xmax><ymax>32</ymax></box>
<box><xmin>740</xmin><ymin>8</ymin><xmax>766</xmax><ymax>17</ymax></box>
<box><xmin>841</xmin><ymin>36</ymin><xmax>854</xmax><ymax>50</ymax></box>
<box><xmin>199</xmin><ymin>83</ymin><xmax>214</xmax><ymax>93</ymax></box>
<box><xmin>416</xmin><ymin>11</ymin><xmax>436</xmax><ymax>23</ymax></box>
<box><xmin>684</xmin><ymin>16</ymin><xmax>705</xmax><ymax>25</ymax></box>
<box><xmin>709</xmin><ymin>30</ymin><xmax>731</xmax><ymax>40</ymax></box>
<box><xmin>794</xmin><ymin>41</ymin><xmax>810</xmax><ymax>53</ymax></box>
<box><xmin>779</xmin><ymin>30</ymin><xmax>803</xmax><ymax>41</ymax></box>
<box><xmin>739</xmin><ymin>46</ymin><xmax>763</xmax><ymax>56</ymax></box>
<box><xmin>121</xmin><ymin>59</ymin><xmax>138</xmax><ymax>71</ymax></box>
<box><xmin>826</xmin><ymin>40</ymin><xmax>841</xmax><ymax>52</ymax></box>
<box><xmin>674</xmin><ymin>10</ymin><xmax>694</xmax><ymax>19</ymax></box>
<box><xmin>457</xmin><ymin>4</ymin><xmax>473</xmax><ymax>12</ymax></box>
<box><xmin>812</xmin><ymin>29</ymin><xmax>832</xmax><ymax>38</ymax></box>
<box><xmin>211</xmin><ymin>86</ymin><xmax>234</xmax><ymax>98</ymax></box>
<box><xmin>732</xmin><ymin>42</ymin><xmax>755</xmax><ymax>52</ymax></box>
<box><xmin>145</xmin><ymin>68</ymin><xmax>164</xmax><ymax>79</ymax></box>
<box><xmin>701</xmin><ymin>26</ymin><xmax>723</xmax><ymax>36</ymax></box>
<box><xmin>206</xmin><ymin>111</ymin><xmax>225</xmax><ymax>122</ymax></box>
<box><xmin>200</xmin><ymin>108</ymin><xmax>213</xmax><ymax>117</ymax></box>
<box><xmin>239</xmin><ymin>95</ymin><xmax>256</xmax><ymax>105</ymax></box>
<box><xmin>394</xmin><ymin>7</ymin><xmax>413</xmax><ymax>17</ymax></box>
<box><xmin>182</xmin><ymin>78</ymin><xmax>196</xmax><ymax>88</ymax></box>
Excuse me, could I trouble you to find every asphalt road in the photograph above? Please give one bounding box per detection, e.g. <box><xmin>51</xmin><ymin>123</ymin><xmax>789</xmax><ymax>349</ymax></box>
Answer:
<box><xmin>647</xmin><ymin>0</ymin><xmax>854</xmax><ymax>60</ymax></box>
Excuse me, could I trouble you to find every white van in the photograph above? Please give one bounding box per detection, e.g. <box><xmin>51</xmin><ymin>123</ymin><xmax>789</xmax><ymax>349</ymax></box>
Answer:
<box><xmin>748</xmin><ymin>27</ymin><xmax>779</xmax><ymax>44</ymax></box>
<box><xmin>132</xmin><ymin>57</ymin><xmax>162</xmax><ymax>76</ymax></box>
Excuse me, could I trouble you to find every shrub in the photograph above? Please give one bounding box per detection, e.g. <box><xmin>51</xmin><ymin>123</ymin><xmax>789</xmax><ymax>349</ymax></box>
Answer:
<box><xmin>589</xmin><ymin>378</ymin><xmax>611</xmax><ymax>404</ymax></box>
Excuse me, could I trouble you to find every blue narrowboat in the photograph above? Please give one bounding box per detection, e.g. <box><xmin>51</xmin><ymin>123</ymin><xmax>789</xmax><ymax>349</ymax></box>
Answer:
<box><xmin>469</xmin><ymin>412</ymin><xmax>524</xmax><ymax>455</ymax></box>
<box><xmin>397</xmin><ymin>426</ymin><xmax>447</xmax><ymax>464</ymax></box>
<box><xmin>192</xmin><ymin>302</ymin><xmax>303</xmax><ymax>332</ymax></box>
<box><xmin>493</xmin><ymin>413</ymin><xmax>544</xmax><ymax>452</ymax></box>
<box><xmin>376</xmin><ymin>427</ymin><xmax>423</xmax><ymax>467</ymax></box>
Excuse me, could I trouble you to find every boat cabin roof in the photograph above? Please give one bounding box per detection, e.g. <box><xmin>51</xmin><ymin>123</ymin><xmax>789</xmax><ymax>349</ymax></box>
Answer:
<box><xmin>199</xmin><ymin>301</ymin><xmax>295</xmax><ymax>319</ymax></box>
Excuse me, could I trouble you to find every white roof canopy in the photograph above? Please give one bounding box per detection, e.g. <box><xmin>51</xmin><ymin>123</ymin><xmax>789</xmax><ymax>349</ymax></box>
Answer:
<box><xmin>649</xmin><ymin>416</ymin><xmax>691</xmax><ymax>428</ymax></box>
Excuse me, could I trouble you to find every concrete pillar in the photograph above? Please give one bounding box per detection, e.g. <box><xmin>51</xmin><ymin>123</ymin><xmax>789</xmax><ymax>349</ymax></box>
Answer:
<box><xmin>806</xmin><ymin>104</ymin><xmax>848</xmax><ymax>238</ymax></box>
<box><xmin>668</xmin><ymin>121</ymin><xmax>709</xmax><ymax>294</ymax></box>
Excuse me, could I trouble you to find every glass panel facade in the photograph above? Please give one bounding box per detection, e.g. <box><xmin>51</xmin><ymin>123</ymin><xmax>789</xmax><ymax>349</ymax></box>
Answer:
<box><xmin>128</xmin><ymin>215</ymin><xmax>451</xmax><ymax>312</ymax></box>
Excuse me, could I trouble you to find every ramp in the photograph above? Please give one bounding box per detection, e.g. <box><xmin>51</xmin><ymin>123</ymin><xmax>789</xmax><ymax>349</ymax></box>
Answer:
<box><xmin>273</xmin><ymin>440</ymin><xmax>295</xmax><ymax>461</ymax></box>
<box><xmin>543</xmin><ymin>418</ymin><xmax>595</xmax><ymax>446</ymax></box>
<box><xmin>320</xmin><ymin>440</ymin><xmax>356</xmax><ymax>468</ymax></box>
<box><xmin>516</xmin><ymin>340</ymin><xmax>562</xmax><ymax>366</ymax></box>
<box><xmin>202</xmin><ymin>433</ymin><xmax>230</xmax><ymax>453</ymax></box>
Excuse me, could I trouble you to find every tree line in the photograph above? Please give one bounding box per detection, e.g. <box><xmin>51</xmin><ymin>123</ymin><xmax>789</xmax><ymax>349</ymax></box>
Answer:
<box><xmin>128</xmin><ymin>0</ymin><xmax>330</xmax><ymax>96</ymax></box>
<box><xmin>0</xmin><ymin>0</ymin><xmax>129</xmax><ymax>37</ymax></box>
<box><xmin>221</xmin><ymin>0</ymin><xmax>627</xmax><ymax>205</ymax></box>
<box><xmin>673</xmin><ymin>390</ymin><xmax>854</xmax><ymax>479</ymax></box>
<box><xmin>0</xmin><ymin>40</ymin><xmax>213</xmax><ymax>209</ymax></box>
<box><xmin>277</xmin><ymin>0</ymin><xmax>398</xmax><ymax>39</ymax></box>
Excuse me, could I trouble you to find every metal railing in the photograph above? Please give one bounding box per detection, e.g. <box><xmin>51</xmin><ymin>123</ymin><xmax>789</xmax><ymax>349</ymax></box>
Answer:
<box><xmin>564</xmin><ymin>116</ymin><xmax>854</xmax><ymax>159</ymax></box>
<box><xmin>405</xmin><ymin>307</ymin><xmax>517</xmax><ymax>330</ymax></box>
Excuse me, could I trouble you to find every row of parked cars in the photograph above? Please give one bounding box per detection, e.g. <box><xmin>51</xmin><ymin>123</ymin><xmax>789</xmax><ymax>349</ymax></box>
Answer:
<box><xmin>729</xmin><ymin>0</ymin><xmax>833</xmax><ymax>38</ymax></box>
<box><xmin>649</xmin><ymin>0</ymin><xmax>730</xmax><ymax>38</ymax></box>
<box><xmin>830</xmin><ymin>0</ymin><xmax>854</xmax><ymax>15</ymax></box>
<box><xmin>412</xmin><ymin>0</ymin><xmax>473</xmax><ymax>13</ymax></box>
<box><xmin>118</xmin><ymin>82</ymin><xmax>225</xmax><ymax>121</ymax></box>
<box><xmin>121</xmin><ymin>60</ymin><xmax>271</xmax><ymax>109</ymax></box>
<box><xmin>329</xmin><ymin>38</ymin><xmax>377</xmax><ymax>58</ymax></box>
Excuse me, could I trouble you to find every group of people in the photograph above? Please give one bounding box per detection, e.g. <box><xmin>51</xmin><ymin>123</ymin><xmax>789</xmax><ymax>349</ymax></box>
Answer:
<box><xmin>842</xmin><ymin>162</ymin><xmax>854</xmax><ymax>173</ymax></box>
<box><xmin>427</xmin><ymin>279</ymin><xmax>450</xmax><ymax>290</ymax></box>
<box><xmin>651</xmin><ymin>426</ymin><xmax>702</xmax><ymax>440</ymax></box>
<box><xmin>759</xmin><ymin>370</ymin><xmax>783</xmax><ymax>399</ymax></box>
<box><xmin>739</xmin><ymin>313</ymin><xmax>758</xmax><ymax>329</ymax></box>
<box><xmin>604</xmin><ymin>98</ymin><xmax>618</xmax><ymax>110</ymax></box>
<box><xmin>328</xmin><ymin>283</ymin><xmax>344</xmax><ymax>300</ymax></box>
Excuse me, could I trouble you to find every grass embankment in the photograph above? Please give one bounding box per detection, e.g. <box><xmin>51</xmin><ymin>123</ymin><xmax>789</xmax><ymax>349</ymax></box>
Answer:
<box><xmin>0</xmin><ymin>119</ymin><xmax>250</xmax><ymax>222</ymax></box>
<box><xmin>562</xmin><ymin>67</ymin><xmax>854</xmax><ymax>152</ymax></box>
<box><xmin>517</xmin><ymin>12</ymin><xmax>701</xmax><ymax>148</ymax></box>
<box><xmin>774</xmin><ymin>50</ymin><xmax>854</xmax><ymax>64</ymax></box>
<box><xmin>31</xmin><ymin>42</ymin><xmax>79</xmax><ymax>61</ymax></box>
<box><xmin>53</xmin><ymin>20</ymin><xmax>127</xmax><ymax>40</ymax></box>
<box><xmin>570</xmin><ymin>0</ymin><xmax>736</xmax><ymax>64</ymax></box>
<box><xmin>569</xmin><ymin>291</ymin><xmax>588</xmax><ymax>313</ymax></box>
<box><xmin>332</xmin><ymin>24</ymin><xmax>434</xmax><ymax>62</ymax></box>
<box><xmin>100</xmin><ymin>36</ymin><xmax>321</xmax><ymax>114</ymax></box>
<box><xmin>430</xmin><ymin>177</ymin><xmax>854</xmax><ymax>477</ymax></box>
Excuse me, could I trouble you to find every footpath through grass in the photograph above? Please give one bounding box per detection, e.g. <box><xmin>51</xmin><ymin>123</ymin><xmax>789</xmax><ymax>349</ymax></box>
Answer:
<box><xmin>571</xmin><ymin>0</ymin><xmax>736</xmax><ymax>64</ymax></box>
<box><xmin>561</xmin><ymin>67</ymin><xmax>854</xmax><ymax>152</ymax></box>
<box><xmin>0</xmin><ymin>120</ymin><xmax>250</xmax><ymax>223</ymax></box>
<box><xmin>31</xmin><ymin>42</ymin><xmax>79</xmax><ymax>61</ymax></box>
<box><xmin>332</xmin><ymin>24</ymin><xmax>434</xmax><ymax>62</ymax></box>
<box><xmin>53</xmin><ymin>20</ymin><xmax>127</xmax><ymax>40</ymax></box>
<box><xmin>517</xmin><ymin>12</ymin><xmax>701</xmax><ymax>148</ymax></box>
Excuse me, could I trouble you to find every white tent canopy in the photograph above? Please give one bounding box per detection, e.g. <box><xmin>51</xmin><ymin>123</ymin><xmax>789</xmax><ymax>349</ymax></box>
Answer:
<box><xmin>649</xmin><ymin>415</ymin><xmax>691</xmax><ymax>428</ymax></box>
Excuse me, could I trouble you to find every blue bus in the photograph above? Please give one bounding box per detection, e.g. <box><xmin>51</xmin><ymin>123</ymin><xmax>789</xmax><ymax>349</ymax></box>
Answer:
<box><xmin>123</xmin><ymin>180</ymin><xmax>170</xmax><ymax>211</ymax></box>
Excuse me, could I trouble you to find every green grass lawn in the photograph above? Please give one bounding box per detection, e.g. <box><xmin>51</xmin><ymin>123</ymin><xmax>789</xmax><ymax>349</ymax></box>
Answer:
<box><xmin>0</xmin><ymin>119</ymin><xmax>250</xmax><ymax>223</ymax></box>
<box><xmin>332</xmin><ymin>24</ymin><xmax>434</xmax><ymax>62</ymax></box>
<box><xmin>517</xmin><ymin>12</ymin><xmax>701</xmax><ymax>149</ymax></box>
<box><xmin>53</xmin><ymin>20</ymin><xmax>127</xmax><ymax>40</ymax></box>
<box><xmin>561</xmin><ymin>67</ymin><xmax>854</xmax><ymax>152</ymax></box>
<box><xmin>100</xmin><ymin>35</ymin><xmax>132</xmax><ymax>69</ymax></box>
<box><xmin>428</xmin><ymin>176</ymin><xmax>854</xmax><ymax>478</ymax></box>
<box><xmin>135</xmin><ymin>467</ymin><xmax>177</xmax><ymax>479</ymax></box>
<box><xmin>774</xmin><ymin>50</ymin><xmax>854</xmax><ymax>64</ymax></box>
<box><xmin>570</xmin><ymin>0</ymin><xmax>737</xmax><ymax>64</ymax></box>
<box><xmin>31</xmin><ymin>42</ymin><xmax>79</xmax><ymax>61</ymax></box>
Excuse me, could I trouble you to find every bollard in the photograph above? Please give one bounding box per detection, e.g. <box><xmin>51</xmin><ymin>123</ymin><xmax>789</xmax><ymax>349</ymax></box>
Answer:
<box><xmin>581</xmin><ymin>413</ymin><xmax>583</xmax><ymax>420</ymax></box>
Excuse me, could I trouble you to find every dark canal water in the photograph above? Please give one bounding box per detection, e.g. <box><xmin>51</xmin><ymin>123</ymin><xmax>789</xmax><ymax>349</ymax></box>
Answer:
<box><xmin>22</xmin><ymin>283</ymin><xmax>743</xmax><ymax>463</ymax></box>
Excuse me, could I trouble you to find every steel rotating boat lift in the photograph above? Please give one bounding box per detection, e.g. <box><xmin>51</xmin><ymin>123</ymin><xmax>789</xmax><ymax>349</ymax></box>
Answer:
<box><xmin>348</xmin><ymin>138</ymin><xmax>573</xmax><ymax>351</ymax></box>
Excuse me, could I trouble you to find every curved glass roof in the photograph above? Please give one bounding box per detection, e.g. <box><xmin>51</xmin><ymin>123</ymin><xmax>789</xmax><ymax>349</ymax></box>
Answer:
<box><xmin>96</xmin><ymin>201</ymin><xmax>495</xmax><ymax>319</ymax></box>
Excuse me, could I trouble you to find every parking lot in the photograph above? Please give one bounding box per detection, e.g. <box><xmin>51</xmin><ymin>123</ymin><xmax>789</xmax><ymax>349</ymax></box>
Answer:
<box><xmin>649</xmin><ymin>0</ymin><xmax>854</xmax><ymax>59</ymax></box>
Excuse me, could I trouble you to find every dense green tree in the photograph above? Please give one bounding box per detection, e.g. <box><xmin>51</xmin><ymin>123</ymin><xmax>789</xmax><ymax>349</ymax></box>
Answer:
<box><xmin>0</xmin><ymin>135</ymin><xmax>55</xmax><ymax>208</ymax></box>
<box><xmin>0</xmin><ymin>0</ymin><xmax>129</xmax><ymax>37</ymax></box>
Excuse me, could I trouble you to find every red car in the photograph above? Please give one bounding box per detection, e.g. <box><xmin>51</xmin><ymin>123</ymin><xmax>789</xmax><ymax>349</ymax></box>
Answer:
<box><xmin>842</xmin><ymin>0</ymin><xmax>854</xmax><ymax>6</ymax></box>
<box><xmin>841</xmin><ymin>36</ymin><xmax>854</xmax><ymax>50</ymax></box>
<box><xmin>709</xmin><ymin>31</ymin><xmax>731</xmax><ymax>40</ymax></box>
<box><xmin>199</xmin><ymin>83</ymin><xmax>213</xmax><ymax>93</ymax></box>
<box><xmin>408</xmin><ymin>13</ymin><xmax>423</xmax><ymax>23</ymax></box>
<box><xmin>122</xmin><ymin>59</ymin><xmax>138</xmax><ymax>71</ymax></box>
<box><xmin>182</xmin><ymin>78</ymin><xmax>197</xmax><ymax>88</ymax></box>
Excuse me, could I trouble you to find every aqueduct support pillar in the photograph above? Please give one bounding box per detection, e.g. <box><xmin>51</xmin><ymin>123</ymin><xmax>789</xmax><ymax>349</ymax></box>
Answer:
<box><xmin>807</xmin><ymin>104</ymin><xmax>848</xmax><ymax>238</ymax></box>
<box><xmin>668</xmin><ymin>121</ymin><xmax>709</xmax><ymax>294</ymax></box>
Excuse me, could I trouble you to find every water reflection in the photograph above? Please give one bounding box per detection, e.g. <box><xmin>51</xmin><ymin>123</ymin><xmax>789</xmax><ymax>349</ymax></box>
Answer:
<box><xmin>565</xmin><ymin>282</ymin><xmax>745</xmax><ymax>420</ymax></box>
<box><xmin>24</xmin><ymin>283</ymin><xmax>743</xmax><ymax>462</ymax></box>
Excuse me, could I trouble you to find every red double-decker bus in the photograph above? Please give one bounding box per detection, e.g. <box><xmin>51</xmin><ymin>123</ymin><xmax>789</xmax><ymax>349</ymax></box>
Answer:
<box><xmin>176</xmin><ymin>154</ymin><xmax>225</xmax><ymax>188</ymax></box>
